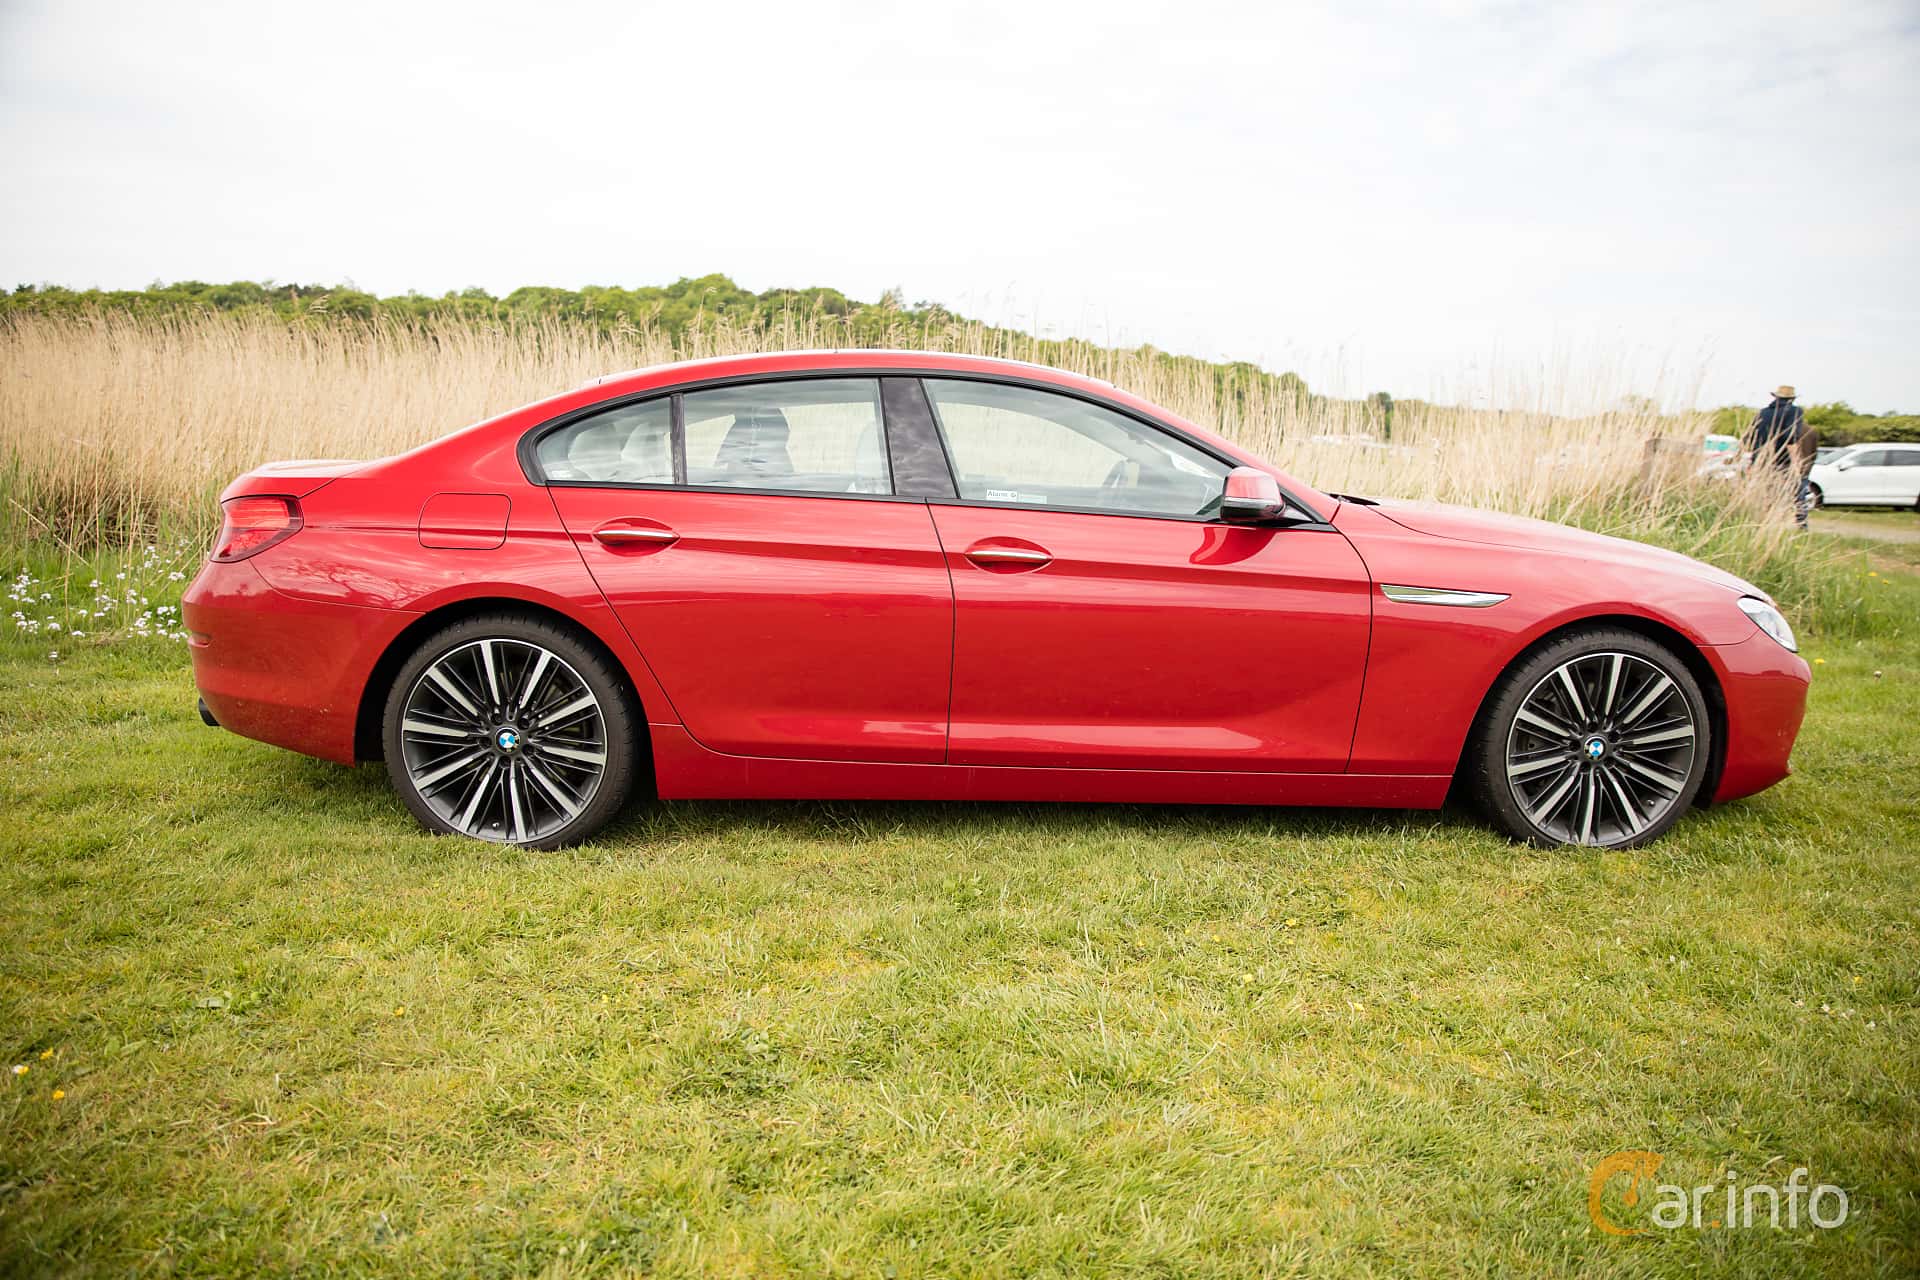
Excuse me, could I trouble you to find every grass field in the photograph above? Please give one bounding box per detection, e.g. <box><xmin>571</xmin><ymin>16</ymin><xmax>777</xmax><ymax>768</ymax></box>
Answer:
<box><xmin>2</xmin><ymin>525</ymin><xmax>1917</xmax><ymax>1277</ymax></box>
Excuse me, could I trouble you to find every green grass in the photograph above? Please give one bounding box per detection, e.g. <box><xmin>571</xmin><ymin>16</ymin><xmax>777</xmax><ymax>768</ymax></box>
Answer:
<box><xmin>2</xmin><ymin>561</ymin><xmax>1918</xmax><ymax>1278</ymax></box>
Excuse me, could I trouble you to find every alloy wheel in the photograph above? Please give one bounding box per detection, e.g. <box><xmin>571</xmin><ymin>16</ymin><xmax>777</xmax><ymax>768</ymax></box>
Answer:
<box><xmin>397</xmin><ymin>638</ymin><xmax>608</xmax><ymax>843</ymax></box>
<box><xmin>1504</xmin><ymin>651</ymin><xmax>1699</xmax><ymax>846</ymax></box>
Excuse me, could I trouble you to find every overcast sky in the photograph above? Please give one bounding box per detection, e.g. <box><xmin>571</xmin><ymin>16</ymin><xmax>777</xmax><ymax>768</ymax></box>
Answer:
<box><xmin>2</xmin><ymin>0</ymin><xmax>1916</xmax><ymax>411</ymax></box>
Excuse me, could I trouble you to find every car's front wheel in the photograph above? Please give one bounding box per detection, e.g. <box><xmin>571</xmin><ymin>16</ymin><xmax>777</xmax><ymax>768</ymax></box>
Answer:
<box><xmin>382</xmin><ymin>613</ymin><xmax>641</xmax><ymax>848</ymax></box>
<box><xmin>1467</xmin><ymin>628</ymin><xmax>1711</xmax><ymax>848</ymax></box>
<box><xmin>1807</xmin><ymin>482</ymin><xmax>1824</xmax><ymax>509</ymax></box>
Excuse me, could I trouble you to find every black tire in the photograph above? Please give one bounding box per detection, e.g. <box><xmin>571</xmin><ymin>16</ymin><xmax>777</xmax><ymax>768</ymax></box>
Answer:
<box><xmin>382</xmin><ymin>613</ymin><xmax>642</xmax><ymax>849</ymax></box>
<box><xmin>1807</xmin><ymin>483</ymin><xmax>1823</xmax><ymax>510</ymax></box>
<box><xmin>1466</xmin><ymin>627</ymin><xmax>1712</xmax><ymax>849</ymax></box>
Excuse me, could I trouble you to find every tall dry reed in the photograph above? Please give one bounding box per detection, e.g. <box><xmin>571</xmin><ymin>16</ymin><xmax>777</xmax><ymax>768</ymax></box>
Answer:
<box><xmin>2</xmin><ymin>308</ymin><xmax>1844</xmax><ymax>626</ymax></box>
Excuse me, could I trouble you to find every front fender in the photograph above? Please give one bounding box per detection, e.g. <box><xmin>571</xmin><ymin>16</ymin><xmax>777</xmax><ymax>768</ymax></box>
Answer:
<box><xmin>1333</xmin><ymin>504</ymin><xmax>1764</xmax><ymax>774</ymax></box>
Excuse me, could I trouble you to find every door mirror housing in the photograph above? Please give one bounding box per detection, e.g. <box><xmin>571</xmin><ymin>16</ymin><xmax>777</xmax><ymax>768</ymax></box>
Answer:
<box><xmin>1219</xmin><ymin>467</ymin><xmax>1292</xmax><ymax>524</ymax></box>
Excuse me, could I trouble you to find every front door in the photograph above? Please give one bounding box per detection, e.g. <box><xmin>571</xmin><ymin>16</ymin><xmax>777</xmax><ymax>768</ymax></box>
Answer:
<box><xmin>1834</xmin><ymin>449</ymin><xmax>1893</xmax><ymax>503</ymax></box>
<box><xmin>919</xmin><ymin>377</ymin><xmax>1372</xmax><ymax>771</ymax></box>
<box><xmin>539</xmin><ymin>378</ymin><xmax>954</xmax><ymax>763</ymax></box>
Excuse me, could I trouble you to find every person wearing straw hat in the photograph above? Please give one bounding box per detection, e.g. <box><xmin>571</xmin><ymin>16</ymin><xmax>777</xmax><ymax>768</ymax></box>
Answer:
<box><xmin>1744</xmin><ymin>384</ymin><xmax>1817</xmax><ymax>529</ymax></box>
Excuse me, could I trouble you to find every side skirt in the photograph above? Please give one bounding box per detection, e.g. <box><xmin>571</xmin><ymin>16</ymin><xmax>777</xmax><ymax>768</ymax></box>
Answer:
<box><xmin>647</xmin><ymin>725</ymin><xmax>1450</xmax><ymax>808</ymax></box>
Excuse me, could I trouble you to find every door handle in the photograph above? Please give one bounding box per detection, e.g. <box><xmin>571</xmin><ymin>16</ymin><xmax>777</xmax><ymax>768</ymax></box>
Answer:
<box><xmin>594</xmin><ymin>524</ymin><xmax>678</xmax><ymax>547</ymax></box>
<box><xmin>964</xmin><ymin>543</ymin><xmax>1051</xmax><ymax>567</ymax></box>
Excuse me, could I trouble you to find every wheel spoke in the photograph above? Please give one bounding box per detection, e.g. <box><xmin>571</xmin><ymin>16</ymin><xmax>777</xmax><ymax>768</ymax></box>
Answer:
<box><xmin>1507</xmin><ymin>749</ymin><xmax>1567</xmax><ymax>781</ymax></box>
<box><xmin>456</xmin><ymin>759</ymin><xmax>499</xmax><ymax>831</ymax></box>
<box><xmin>1621</xmin><ymin>722</ymin><xmax>1695</xmax><ymax>748</ymax></box>
<box><xmin>415</xmin><ymin>748</ymin><xmax>488</xmax><ymax>793</ymax></box>
<box><xmin>524</xmin><ymin>759</ymin><xmax>583</xmax><ymax>819</ymax></box>
<box><xmin>480</xmin><ymin>640</ymin><xmax>504</xmax><ymax>707</ymax></box>
<box><xmin>1526</xmin><ymin>764</ymin><xmax>1582</xmax><ymax>827</ymax></box>
<box><xmin>538</xmin><ymin>692</ymin><xmax>599</xmax><ymax>731</ymax></box>
<box><xmin>1555</xmin><ymin>665</ymin><xmax>1589</xmax><ymax>721</ymax></box>
<box><xmin>427</xmin><ymin>666</ymin><xmax>483</xmax><ymax>718</ymax></box>
<box><xmin>403</xmin><ymin>715</ymin><xmax>471</xmax><ymax>740</ymax></box>
<box><xmin>1619</xmin><ymin>672</ymin><xmax>1674</xmax><ymax>729</ymax></box>
<box><xmin>1601</xmin><ymin>654</ymin><xmax>1624</xmax><ymax>717</ymax></box>
<box><xmin>539</xmin><ymin>742</ymin><xmax>607</xmax><ymax>766</ymax></box>
<box><xmin>1577</xmin><ymin>771</ymin><xmax>1598</xmax><ymax>845</ymax></box>
<box><xmin>1600</xmin><ymin>765</ymin><xmax>1643</xmax><ymax>835</ymax></box>
<box><xmin>508</xmin><ymin>764</ymin><xmax>529</xmax><ymax>842</ymax></box>
<box><xmin>1516</xmin><ymin>706</ymin><xmax>1574</xmax><ymax>740</ymax></box>
<box><xmin>1617</xmin><ymin>754</ymin><xmax>1683</xmax><ymax>794</ymax></box>
<box><xmin>516</xmin><ymin>650</ymin><xmax>552</xmax><ymax>716</ymax></box>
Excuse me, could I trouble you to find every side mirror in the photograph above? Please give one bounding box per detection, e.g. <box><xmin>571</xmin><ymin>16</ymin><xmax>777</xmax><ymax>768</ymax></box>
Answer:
<box><xmin>1835</xmin><ymin>457</ymin><xmax>1855</xmax><ymax>470</ymax></box>
<box><xmin>1219</xmin><ymin>466</ymin><xmax>1291</xmax><ymax>524</ymax></box>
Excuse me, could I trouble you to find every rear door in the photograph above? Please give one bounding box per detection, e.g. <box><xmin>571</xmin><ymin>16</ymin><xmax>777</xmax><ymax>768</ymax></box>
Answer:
<box><xmin>1884</xmin><ymin>447</ymin><xmax>1920</xmax><ymax>505</ymax></box>
<box><xmin>919</xmin><ymin>377</ymin><xmax>1373</xmax><ymax>772</ymax></box>
<box><xmin>539</xmin><ymin>377</ymin><xmax>954</xmax><ymax>763</ymax></box>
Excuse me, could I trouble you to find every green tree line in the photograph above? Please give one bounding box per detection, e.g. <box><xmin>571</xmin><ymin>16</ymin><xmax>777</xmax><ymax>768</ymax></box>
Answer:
<box><xmin>1</xmin><ymin>274</ymin><xmax>929</xmax><ymax>336</ymax></box>
<box><xmin>1</xmin><ymin>275</ymin><xmax>1319</xmax><ymax>418</ymax></box>
<box><xmin>1709</xmin><ymin>402</ymin><xmax>1920</xmax><ymax>447</ymax></box>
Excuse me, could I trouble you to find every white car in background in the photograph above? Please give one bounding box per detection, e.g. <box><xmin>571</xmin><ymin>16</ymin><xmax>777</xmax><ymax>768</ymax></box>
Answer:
<box><xmin>1808</xmin><ymin>442</ymin><xmax>1920</xmax><ymax>510</ymax></box>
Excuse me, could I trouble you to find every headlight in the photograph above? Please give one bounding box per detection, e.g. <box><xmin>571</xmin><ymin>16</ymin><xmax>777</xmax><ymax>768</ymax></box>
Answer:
<box><xmin>1737</xmin><ymin>597</ymin><xmax>1797</xmax><ymax>652</ymax></box>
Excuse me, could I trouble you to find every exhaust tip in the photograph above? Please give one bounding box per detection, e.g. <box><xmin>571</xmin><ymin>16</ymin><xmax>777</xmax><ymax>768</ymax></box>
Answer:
<box><xmin>197</xmin><ymin>697</ymin><xmax>220</xmax><ymax>728</ymax></box>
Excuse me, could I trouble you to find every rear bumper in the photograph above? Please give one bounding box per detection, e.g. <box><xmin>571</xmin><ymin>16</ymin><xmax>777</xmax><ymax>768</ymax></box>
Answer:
<box><xmin>182</xmin><ymin>557</ymin><xmax>417</xmax><ymax>765</ymax></box>
<box><xmin>1706</xmin><ymin>631</ymin><xmax>1811</xmax><ymax>803</ymax></box>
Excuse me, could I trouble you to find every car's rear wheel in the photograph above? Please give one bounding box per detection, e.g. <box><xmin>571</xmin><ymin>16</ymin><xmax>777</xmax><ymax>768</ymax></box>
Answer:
<box><xmin>1467</xmin><ymin>628</ymin><xmax>1711</xmax><ymax>848</ymax></box>
<box><xmin>382</xmin><ymin>614</ymin><xmax>640</xmax><ymax>848</ymax></box>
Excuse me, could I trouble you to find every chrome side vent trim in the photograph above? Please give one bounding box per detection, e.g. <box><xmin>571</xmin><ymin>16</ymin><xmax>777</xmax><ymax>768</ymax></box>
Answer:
<box><xmin>1380</xmin><ymin>584</ymin><xmax>1511</xmax><ymax>608</ymax></box>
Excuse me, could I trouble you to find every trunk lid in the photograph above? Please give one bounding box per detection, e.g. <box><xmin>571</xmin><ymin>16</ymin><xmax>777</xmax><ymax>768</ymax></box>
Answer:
<box><xmin>218</xmin><ymin>459</ymin><xmax>366</xmax><ymax>502</ymax></box>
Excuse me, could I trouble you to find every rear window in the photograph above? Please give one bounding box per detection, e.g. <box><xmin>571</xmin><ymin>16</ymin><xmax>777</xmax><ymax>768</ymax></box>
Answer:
<box><xmin>682</xmin><ymin>379</ymin><xmax>890</xmax><ymax>494</ymax></box>
<box><xmin>532</xmin><ymin>378</ymin><xmax>894</xmax><ymax>495</ymax></box>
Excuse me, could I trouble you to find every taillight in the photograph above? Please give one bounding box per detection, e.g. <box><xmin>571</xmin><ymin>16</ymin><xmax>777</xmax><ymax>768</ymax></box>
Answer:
<box><xmin>211</xmin><ymin>495</ymin><xmax>303</xmax><ymax>562</ymax></box>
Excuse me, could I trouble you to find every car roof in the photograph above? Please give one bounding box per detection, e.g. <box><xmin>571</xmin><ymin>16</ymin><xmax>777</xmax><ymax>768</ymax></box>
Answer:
<box><xmin>557</xmin><ymin>348</ymin><xmax>1273</xmax><ymax>474</ymax></box>
<box><xmin>580</xmin><ymin>349</ymin><xmax>1119</xmax><ymax>396</ymax></box>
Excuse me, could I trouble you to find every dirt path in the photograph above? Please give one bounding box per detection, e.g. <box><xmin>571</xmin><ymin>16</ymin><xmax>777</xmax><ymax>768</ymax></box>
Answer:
<box><xmin>1811</xmin><ymin>512</ymin><xmax>1920</xmax><ymax>545</ymax></box>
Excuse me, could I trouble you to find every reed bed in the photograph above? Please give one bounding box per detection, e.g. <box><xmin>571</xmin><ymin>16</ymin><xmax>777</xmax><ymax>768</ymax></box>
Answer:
<box><xmin>0</xmin><ymin>308</ymin><xmax>1850</xmax><ymax>630</ymax></box>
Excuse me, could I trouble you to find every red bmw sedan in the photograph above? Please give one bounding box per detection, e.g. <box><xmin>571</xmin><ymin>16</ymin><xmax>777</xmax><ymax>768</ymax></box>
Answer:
<box><xmin>183</xmin><ymin>351</ymin><xmax>1810</xmax><ymax>849</ymax></box>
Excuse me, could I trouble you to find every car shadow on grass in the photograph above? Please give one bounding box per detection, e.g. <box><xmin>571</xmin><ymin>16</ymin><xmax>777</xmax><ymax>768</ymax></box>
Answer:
<box><xmin>597</xmin><ymin>793</ymin><xmax>1505</xmax><ymax>854</ymax></box>
<box><xmin>229</xmin><ymin>748</ymin><xmax>1729</xmax><ymax>865</ymax></box>
<box><xmin>241</xmin><ymin>742</ymin><xmax>1498</xmax><ymax>851</ymax></box>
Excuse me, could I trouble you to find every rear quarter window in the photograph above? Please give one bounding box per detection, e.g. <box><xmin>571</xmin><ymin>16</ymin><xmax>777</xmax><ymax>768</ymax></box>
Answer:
<box><xmin>536</xmin><ymin>399</ymin><xmax>672</xmax><ymax>483</ymax></box>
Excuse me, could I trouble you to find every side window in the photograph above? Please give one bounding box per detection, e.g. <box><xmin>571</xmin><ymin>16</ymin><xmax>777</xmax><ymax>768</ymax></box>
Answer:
<box><xmin>923</xmin><ymin>379</ymin><xmax>1229</xmax><ymax>517</ymax></box>
<box><xmin>1887</xmin><ymin>449</ymin><xmax>1920</xmax><ymax>467</ymax></box>
<box><xmin>683</xmin><ymin>378</ymin><xmax>890</xmax><ymax>494</ymax></box>
<box><xmin>536</xmin><ymin>398</ymin><xmax>672</xmax><ymax>483</ymax></box>
<box><xmin>1851</xmin><ymin>450</ymin><xmax>1888</xmax><ymax>467</ymax></box>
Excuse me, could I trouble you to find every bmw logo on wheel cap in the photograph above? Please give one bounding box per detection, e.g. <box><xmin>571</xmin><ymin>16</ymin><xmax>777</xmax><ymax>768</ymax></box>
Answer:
<box><xmin>1585</xmin><ymin>736</ymin><xmax>1606</xmax><ymax>760</ymax></box>
<box><xmin>497</xmin><ymin>728</ymin><xmax>520</xmax><ymax>752</ymax></box>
